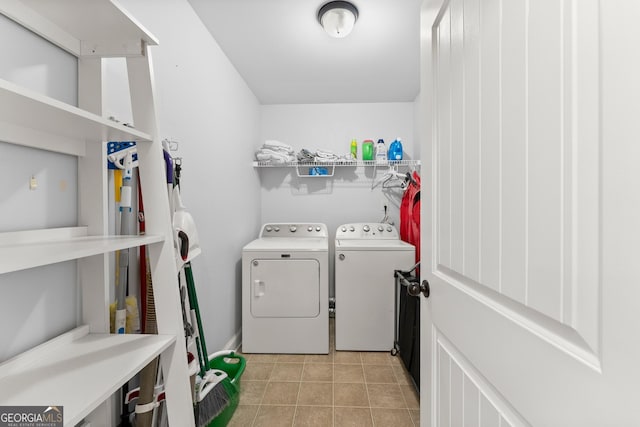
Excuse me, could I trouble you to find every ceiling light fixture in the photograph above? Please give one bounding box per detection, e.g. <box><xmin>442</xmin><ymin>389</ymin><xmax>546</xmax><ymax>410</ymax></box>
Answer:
<box><xmin>317</xmin><ymin>1</ymin><xmax>359</xmax><ymax>38</ymax></box>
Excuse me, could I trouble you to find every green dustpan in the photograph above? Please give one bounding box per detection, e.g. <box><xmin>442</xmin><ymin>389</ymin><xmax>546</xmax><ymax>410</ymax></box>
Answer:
<box><xmin>206</xmin><ymin>351</ymin><xmax>246</xmax><ymax>427</ymax></box>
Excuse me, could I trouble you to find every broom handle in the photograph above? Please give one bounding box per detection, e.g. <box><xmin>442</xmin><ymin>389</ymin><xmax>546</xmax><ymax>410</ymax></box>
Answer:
<box><xmin>137</xmin><ymin>169</ymin><xmax>147</xmax><ymax>333</ymax></box>
<box><xmin>115</xmin><ymin>177</ymin><xmax>133</xmax><ymax>334</ymax></box>
<box><xmin>181</xmin><ymin>267</ymin><xmax>206</xmax><ymax>376</ymax></box>
<box><xmin>184</xmin><ymin>262</ymin><xmax>209</xmax><ymax>370</ymax></box>
<box><xmin>115</xmin><ymin>153</ymin><xmax>134</xmax><ymax>426</ymax></box>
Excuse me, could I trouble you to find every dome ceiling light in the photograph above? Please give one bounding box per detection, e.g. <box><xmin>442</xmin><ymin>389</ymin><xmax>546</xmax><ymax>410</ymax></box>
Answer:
<box><xmin>317</xmin><ymin>1</ymin><xmax>359</xmax><ymax>38</ymax></box>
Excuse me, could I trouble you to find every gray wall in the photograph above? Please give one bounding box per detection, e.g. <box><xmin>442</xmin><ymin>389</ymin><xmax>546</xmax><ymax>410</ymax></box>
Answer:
<box><xmin>118</xmin><ymin>0</ymin><xmax>262</xmax><ymax>352</ymax></box>
<box><xmin>0</xmin><ymin>14</ymin><xmax>79</xmax><ymax>361</ymax></box>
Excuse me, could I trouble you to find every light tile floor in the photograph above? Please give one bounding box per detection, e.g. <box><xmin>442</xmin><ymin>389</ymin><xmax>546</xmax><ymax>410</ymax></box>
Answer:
<box><xmin>229</xmin><ymin>320</ymin><xmax>420</xmax><ymax>426</ymax></box>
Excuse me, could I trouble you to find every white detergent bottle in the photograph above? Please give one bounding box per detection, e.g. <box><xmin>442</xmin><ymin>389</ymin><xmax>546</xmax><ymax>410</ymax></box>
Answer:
<box><xmin>375</xmin><ymin>139</ymin><xmax>387</xmax><ymax>164</ymax></box>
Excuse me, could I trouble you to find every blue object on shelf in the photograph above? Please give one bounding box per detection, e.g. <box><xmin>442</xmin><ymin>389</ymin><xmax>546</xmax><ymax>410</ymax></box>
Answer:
<box><xmin>309</xmin><ymin>167</ymin><xmax>329</xmax><ymax>176</ymax></box>
<box><xmin>388</xmin><ymin>138</ymin><xmax>403</xmax><ymax>160</ymax></box>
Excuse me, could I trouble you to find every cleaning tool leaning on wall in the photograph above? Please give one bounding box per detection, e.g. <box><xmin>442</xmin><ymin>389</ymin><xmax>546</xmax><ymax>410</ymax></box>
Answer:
<box><xmin>171</xmin><ymin>155</ymin><xmax>244</xmax><ymax>426</ymax></box>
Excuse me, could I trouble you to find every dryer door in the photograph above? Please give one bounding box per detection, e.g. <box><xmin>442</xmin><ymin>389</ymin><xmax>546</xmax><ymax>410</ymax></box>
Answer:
<box><xmin>250</xmin><ymin>258</ymin><xmax>320</xmax><ymax>318</ymax></box>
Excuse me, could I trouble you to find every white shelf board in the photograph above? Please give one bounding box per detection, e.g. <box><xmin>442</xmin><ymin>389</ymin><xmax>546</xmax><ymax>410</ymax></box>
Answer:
<box><xmin>0</xmin><ymin>0</ymin><xmax>158</xmax><ymax>57</ymax></box>
<box><xmin>0</xmin><ymin>228</ymin><xmax>164</xmax><ymax>274</ymax></box>
<box><xmin>0</xmin><ymin>78</ymin><xmax>152</xmax><ymax>156</ymax></box>
<box><xmin>0</xmin><ymin>326</ymin><xmax>175</xmax><ymax>427</ymax></box>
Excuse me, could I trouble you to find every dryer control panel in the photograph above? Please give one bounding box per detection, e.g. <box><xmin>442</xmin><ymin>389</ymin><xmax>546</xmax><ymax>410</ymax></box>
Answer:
<box><xmin>260</xmin><ymin>223</ymin><xmax>328</xmax><ymax>238</ymax></box>
<box><xmin>336</xmin><ymin>223</ymin><xmax>399</xmax><ymax>239</ymax></box>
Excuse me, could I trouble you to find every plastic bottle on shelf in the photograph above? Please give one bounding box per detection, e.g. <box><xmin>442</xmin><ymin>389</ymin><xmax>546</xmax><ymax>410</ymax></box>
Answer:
<box><xmin>350</xmin><ymin>139</ymin><xmax>357</xmax><ymax>159</ymax></box>
<box><xmin>362</xmin><ymin>139</ymin><xmax>374</xmax><ymax>161</ymax></box>
<box><xmin>388</xmin><ymin>138</ymin><xmax>403</xmax><ymax>161</ymax></box>
<box><xmin>375</xmin><ymin>139</ymin><xmax>387</xmax><ymax>164</ymax></box>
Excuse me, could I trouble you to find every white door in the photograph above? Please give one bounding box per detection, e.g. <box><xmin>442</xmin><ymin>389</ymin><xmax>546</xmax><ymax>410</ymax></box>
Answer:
<box><xmin>419</xmin><ymin>0</ymin><xmax>640</xmax><ymax>425</ymax></box>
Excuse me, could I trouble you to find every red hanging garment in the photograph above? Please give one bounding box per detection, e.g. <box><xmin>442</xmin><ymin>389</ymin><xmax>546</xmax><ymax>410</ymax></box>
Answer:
<box><xmin>400</xmin><ymin>171</ymin><xmax>421</xmax><ymax>272</ymax></box>
<box><xmin>410</xmin><ymin>171</ymin><xmax>420</xmax><ymax>268</ymax></box>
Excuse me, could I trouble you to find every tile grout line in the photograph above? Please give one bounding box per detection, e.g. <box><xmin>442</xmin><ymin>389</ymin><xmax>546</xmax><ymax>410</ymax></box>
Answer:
<box><xmin>391</xmin><ymin>361</ymin><xmax>420</xmax><ymax>427</ymax></box>
<box><xmin>363</xmin><ymin>359</ymin><xmax>374</xmax><ymax>426</ymax></box>
<box><xmin>397</xmin><ymin>380</ymin><xmax>413</xmax><ymax>425</ymax></box>
<box><xmin>248</xmin><ymin>384</ymin><xmax>262</xmax><ymax>427</ymax></box>
<box><xmin>332</xmin><ymin>353</ymin><xmax>336</xmax><ymax>427</ymax></box>
<box><xmin>391</xmin><ymin>354</ymin><xmax>421</xmax><ymax>422</ymax></box>
<box><xmin>251</xmin><ymin>361</ymin><xmax>275</xmax><ymax>427</ymax></box>
<box><xmin>291</xmin><ymin>379</ymin><xmax>301</xmax><ymax>427</ymax></box>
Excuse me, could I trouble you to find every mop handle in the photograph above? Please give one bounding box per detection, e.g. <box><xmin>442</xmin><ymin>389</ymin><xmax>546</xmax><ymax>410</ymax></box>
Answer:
<box><xmin>184</xmin><ymin>262</ymin><xmax>209</xmax><ymax>367</ymax></box>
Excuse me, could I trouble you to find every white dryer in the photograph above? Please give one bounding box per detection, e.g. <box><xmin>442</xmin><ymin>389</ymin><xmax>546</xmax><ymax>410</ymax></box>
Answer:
<box><xmin>335</xmin><ymin>223</ymin><xmax>415</xmax><ymax>351</ymax></box>
<box><xmin>242</xmin><ymin>223</ymin><xmax>329</xmax><ymax>354</ymax></box>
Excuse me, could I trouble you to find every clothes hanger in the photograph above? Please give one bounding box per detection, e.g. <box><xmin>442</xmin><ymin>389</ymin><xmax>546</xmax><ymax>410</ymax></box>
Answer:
<box><xmin>372</xmin><ymin>164</ymin><xmax>408</xmax><ymax>189</ymax></box>
<box><xmin>382</xmin><ymin>172</ymin><xmax>408</xmax><ymax>189</ymax></box>
<box><xmin>371</xmin><ymin>165</ymin><xmax>389</xmax><ymax>189</ymax></box>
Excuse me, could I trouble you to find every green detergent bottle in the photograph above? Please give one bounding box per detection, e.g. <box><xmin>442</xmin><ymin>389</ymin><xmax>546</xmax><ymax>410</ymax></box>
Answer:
<box><xmin>362</xmin><ymin>139</ymin><xmax>374</xmax><ymax>160</ymax></box>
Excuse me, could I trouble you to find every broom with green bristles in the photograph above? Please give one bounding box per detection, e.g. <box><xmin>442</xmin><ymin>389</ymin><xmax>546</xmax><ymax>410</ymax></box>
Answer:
<box><xmin>183</xmin><ymin>261</ymin><xmax>230</xmax><ymax>425</ymax></box>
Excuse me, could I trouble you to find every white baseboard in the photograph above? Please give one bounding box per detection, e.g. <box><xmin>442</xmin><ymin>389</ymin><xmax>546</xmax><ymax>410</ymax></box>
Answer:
<box><xmin>223</xmin><ymin>329</ymin><xmax>242</xmax><ymax>352</ymax></box>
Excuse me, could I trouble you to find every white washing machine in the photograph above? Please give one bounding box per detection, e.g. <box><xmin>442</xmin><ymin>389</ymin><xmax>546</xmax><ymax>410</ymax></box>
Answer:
<box><xmin>335</xmin><ymin>223</ymin><xmax>415</xmax><ymax>351</ymax></box>
<box><xmin>242</xmin><ymin>223</ymin><xmax>329</xmax><ymax>354</ymax></box>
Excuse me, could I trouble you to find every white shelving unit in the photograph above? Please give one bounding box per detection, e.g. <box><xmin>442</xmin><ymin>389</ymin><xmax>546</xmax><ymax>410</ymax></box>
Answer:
<box><xmin>253</xmin><ymin>159</ymin><xmax>421</xmax><ymax>168</ymax></box>
<box><xmin>0</xmin><ymin>2</ymin><xmax>194</xmax><ymax>426</ymax></box>
<box><xmin>0</xmin><ymin>327</ymin><xmax>175</xmax><ymax>426</ymax></box>
<box><xmin>0</xmin><ymin>78</ymin><xmax>154</xmax><ymax>156</ymax></box>
<box><xmin>0</xmin><ymin>227</ymin><xmax>164</xmax><ymax>275</ymax></box>
<box><xmin>253</xmin><ymin>159</ymin><xmax>421</xmax><ymax>178</ymax></box>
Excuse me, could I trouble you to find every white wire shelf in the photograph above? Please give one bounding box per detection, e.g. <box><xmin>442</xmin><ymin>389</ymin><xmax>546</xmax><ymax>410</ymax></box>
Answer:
<box><xmin>253</xmin><ymin>159</ymin><xmax>421</xmax><ymax>168</ymax></box>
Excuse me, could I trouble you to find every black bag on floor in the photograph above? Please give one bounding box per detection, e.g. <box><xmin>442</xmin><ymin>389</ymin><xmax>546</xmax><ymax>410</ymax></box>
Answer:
<box><xmin>398</xmin><ymin>277</ymin><xmax>420</xmax><ymax>392</ymax></box>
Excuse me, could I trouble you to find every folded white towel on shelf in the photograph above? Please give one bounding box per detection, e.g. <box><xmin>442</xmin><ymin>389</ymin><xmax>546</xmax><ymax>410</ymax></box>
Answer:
<box><xmin>263</xmin><ymin>140</ymin><xmax>294</xmax><ymax>153</ymax></box>
<box><xmin>315</xmin><ymin>149</ymin><xmax>340</xmax><ymax>162</ymax></box>
<box><xmin>254</xmin><ymin>139</ymin><xmax>296</xmax><ymax>164</ymax></box>
<box><xmin>255</xmin><ymin>148</ymin><xmax>295</xmax><ymax>164</ymax></box>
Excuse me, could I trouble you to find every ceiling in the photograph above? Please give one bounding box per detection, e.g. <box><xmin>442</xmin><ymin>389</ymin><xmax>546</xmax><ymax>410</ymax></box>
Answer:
<box><xmin>187</xmin><ymin>0</ymin><xmax>421</xmax><ymax>105</ymax></box>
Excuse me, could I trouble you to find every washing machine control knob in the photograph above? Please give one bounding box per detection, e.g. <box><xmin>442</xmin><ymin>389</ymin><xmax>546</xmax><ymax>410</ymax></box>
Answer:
<box><xmin>316</xmin><ymin>226</ymin><xmax>321</xmax><ymax>232</ymax></box>
<box><xmin>378</xmin><ymin>225</ymin><xmax>384</xmax><ymax>232</ymax></box>
<box><xmin>274</xmin><ymin>227</ymin><xmax>280</xmax><ymax>232</ymax></box>
<box><xmin>349</xmin><ymin>226</ymin><xmax>355</xmax><ymax>232</ymax></box>
<box><xmin>387</xmin><ymin>226</ymin><xmax>393</xmax><ymax>232</ymax></box>
<box><xmin>341</xmin><ymin>226</ymin><xmax>347</xmax><ymax>232</ymax></box>
<box><xmin>290</xmin><ymin>226</ymin><xmax>297</xmax><ymax>232</ymax></box>
<box><xmin>308</xmin><ymin>226</ymin><xmax>313</xmax><ymax>232</ymax></box>
<box><xmin>363</xmin><ymin>225</ymin><xmax>370</xmax><ymax>232</ymax></box>
<box><xmin>265</xmin><ymin>226</ymin><xmax>273</xmax><ymax>232</ymax></box>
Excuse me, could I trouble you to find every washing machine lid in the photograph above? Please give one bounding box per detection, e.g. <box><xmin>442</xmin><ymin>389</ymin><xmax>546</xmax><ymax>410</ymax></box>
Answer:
<box><xmin>244</xmin><ymin>237</ymin><xmax>328</xmax><ymax>252</ymax></box>
<box><xmin>334</xmin><ymin>239</ymin><xmax>415</xmax><ymax>251</ymax></box>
